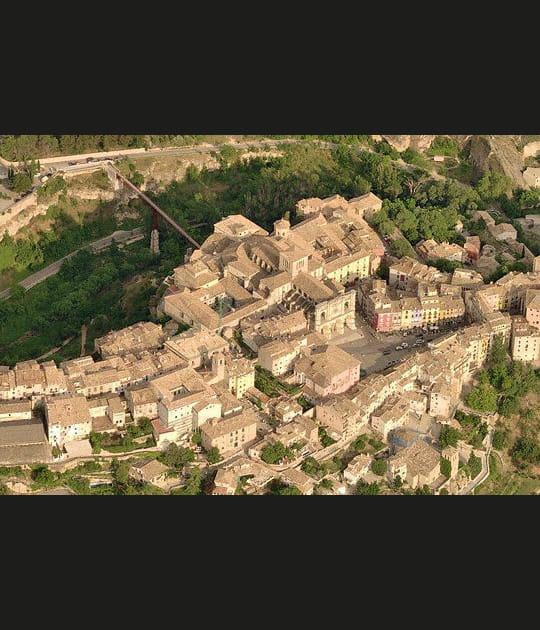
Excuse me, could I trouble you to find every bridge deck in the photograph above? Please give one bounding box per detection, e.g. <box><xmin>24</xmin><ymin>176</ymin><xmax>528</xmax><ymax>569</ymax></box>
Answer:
<box><xmin>111</xmin><ymin>166</ymin><xmax>201</xmax><ymax>250</ymax></box>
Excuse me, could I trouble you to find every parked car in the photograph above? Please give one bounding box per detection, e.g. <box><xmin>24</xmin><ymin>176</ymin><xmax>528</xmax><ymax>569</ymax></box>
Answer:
<box><xmin>383</xmin><ymin>349</ymin><xmax>391</xmax><ymax>355</ymax></box>
<box><xmin>401</xmin><ymin>342</ymin><xmax>408</xmax><ymax>348</ymax></box>
<box><xmin>395</xmin><ymin>346</ymin><xmax>402</xmax><ymax>351</ymax></box>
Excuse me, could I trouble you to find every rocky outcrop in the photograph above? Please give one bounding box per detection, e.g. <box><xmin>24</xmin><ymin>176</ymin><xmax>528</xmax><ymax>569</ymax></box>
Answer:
<box><xmin>382</xmin><ymin>135</ymin><xmax>411</xmax><ymax>152</ymax></box>
<box><xmin>409</xmin><ymin>135</ymin><xmax>436</xmax><ymax>152</ymax></box>
<box><xmin>138</xmin><ymin>149</ymin><xmax>282</xmax><ymax>193</ymax></box>
<box><xmin>67</xmin><ymin>188</ymin><xmax>116</xmax><ymax>201</ymax></box>
<box><xmin>0</xmin><ymin>193</ymin><xmax>41</xmax><ymax>237</ymax></box>
<box><xmin>468</xmin><ymin>135</ymin><xmax>525</xmax><ymax>188</ymax></box>
<box><xmin>381</xmin><ymin>135</ymin><xmax>436</xmax><ymax>153</ymax></box>
<box><xmin>523</xmin><ymin>140</ymin><xmax>540</xmax><ymax>159</ymax></box>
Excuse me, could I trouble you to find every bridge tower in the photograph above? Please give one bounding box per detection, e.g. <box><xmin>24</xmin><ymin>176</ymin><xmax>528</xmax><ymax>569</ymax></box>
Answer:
<box><xmin>150</xmin><ymin>209</ymin><xmax>160</xmax><ymax>255</ymax></box>
<box><xmin>105</xmin><ymin>162</ymin><xmax>122</xmax><ymax>191</ymax></box>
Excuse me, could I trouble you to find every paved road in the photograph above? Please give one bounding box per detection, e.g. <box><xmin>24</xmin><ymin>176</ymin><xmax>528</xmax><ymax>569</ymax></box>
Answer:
<box><xmin>16</xmin><ymin>139</ymin><xmax>301</xmax><ymax>175</ymax></box>
<box><xmin>0</xmin><ymin>228</ymin><xmax>144</xmax><ymax>300</ymax></box>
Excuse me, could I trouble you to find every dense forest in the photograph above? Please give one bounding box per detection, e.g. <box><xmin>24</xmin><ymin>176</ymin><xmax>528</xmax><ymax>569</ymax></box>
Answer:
<box><xmin>0</xmin><ymin>242</ymin><xmax>161</xmax><ymax>365</ymax></box>
<box><xmin>148</xmin><ymin>141</ymin><xmax>497</xmax><ymax>242</ymax></box>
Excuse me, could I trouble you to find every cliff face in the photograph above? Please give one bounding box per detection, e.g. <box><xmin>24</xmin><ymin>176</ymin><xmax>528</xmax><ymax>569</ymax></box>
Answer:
<box><xmin>381</xmin><ymin>135</ymin><xmax>436</xmax><ymax>152</ymax></box>
<box><xmin>381</xmin><ymin>134</ymin><xmax>528</xmax><ymax>189</ymax></box>
<box><xmin>467</xmin><ymin>135</ymin><xmax>525</xmax><ymax>188</ymax></box>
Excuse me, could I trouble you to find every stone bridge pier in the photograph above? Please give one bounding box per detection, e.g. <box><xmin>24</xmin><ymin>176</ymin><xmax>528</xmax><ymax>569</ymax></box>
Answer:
<box><xmin>104</xmin><ymin>163</ymin><xmax>122</xmax><ymax>191</ymax></box>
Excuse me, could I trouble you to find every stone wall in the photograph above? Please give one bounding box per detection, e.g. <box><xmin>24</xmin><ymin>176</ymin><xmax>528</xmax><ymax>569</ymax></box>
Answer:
<box><xmin>0</xmin><ymin>192</ymin><xmax>42</xmax><ymax>237</ymax></box>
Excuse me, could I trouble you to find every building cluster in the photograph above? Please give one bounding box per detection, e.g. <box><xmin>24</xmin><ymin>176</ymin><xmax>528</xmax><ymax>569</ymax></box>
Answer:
<box><xmin>160</xmin><ymin>192</ymin><xmax>386</xmax><ymax>340</ymax></box>
<box><xmin>311</xmin><ymin>316</ymin><xmax>506</xmax><ymax>444</ymax></box>
<box><xmin>0</xmin><ymin>323</ymin><xmax>259</xmax><ymax>453</ymax></box>
<box><xmin>472</xmin><ymin>210</ymin><xmax>517</xmax><ymax>242</ymax></box>
<box><xmin>461</xmin><ymin>265</ymin><xmax>540</xmax><ymax>363</ymax></box>
<box><xmin>358</xmin><ymin>258</ymin><xmax>467</xmax><ymax>332</ymax></box>
<box><xmin>416</xmin><ymin>239</ymin><xmax>466</xmax><ymax>263</ymax></box>
<box><xmin>5</xmin><ymin>188</ymin><xmax>540</xmax><ymax>494</ymax></box>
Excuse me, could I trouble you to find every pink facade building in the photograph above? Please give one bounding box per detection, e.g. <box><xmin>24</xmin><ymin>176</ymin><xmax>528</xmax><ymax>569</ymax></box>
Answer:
<box><xmin>294</xmin><ymin>345</ymin><xmax>361</xmax><ymax>399</ymax></box>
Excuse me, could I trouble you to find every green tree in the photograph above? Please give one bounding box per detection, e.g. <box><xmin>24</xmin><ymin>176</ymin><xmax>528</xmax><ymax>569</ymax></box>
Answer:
<box><xmin>488</xmin><ymin>334</ymin><xmax>508</xmax><ymax>367</ymax></box>
<box><xmin>219</xmin><ymin>146</ymin><xmax>239</xmax><ymax>166</ymax></box>
<box><xmin>476</xmin><ymin>172</ymin><xmax>512</xmax><ymax>201</ymax></box>
<box><xmin>8</xmin><ymin>171</ymin><xmax>32</xmax><ymax>194</ymax></box>
<box><xmin>351</xmin><ymin>434</ymin><xmax>367</xmax><ymax>452</ymax></box>
<box><xmin>31</xmin><ymin>465</ymin><xmax>55</xmax><ymax>486</ymax></box>
<box><xmin>414</xmin><ymin>484</ymin><xmax>433</xmax><ymax>495</ymax></box>
<box><xmin>9</xmin><ymin>284</ymin><xmax>26</xmax><ymax>301</ymax></box>
<box><xmin>173</xmin><ymin>467</ymin><xmax>204</xmax><ymax>495</ymax></box>
<box><xmin>301</xmin><ymin>456</ymin><xmax>326</xmax><ymax>477</ymax></box>
<box><xmin>266</xmin><ymin>479</ymin><xmax>302</xmax><ymax>495</ymax></box>
<box><xmin>110</xmin><ymin>459</ymin><xmax>129</xmax><ymax>485</ymax></box>
<box><xmin>158</xmin><ymin>443</ymin><xmax>195</xmax><ymax>469</ymax></box>
<box><xmin>426</xmin><ymin>136</ymin><xmax>459</xmax><ymax>157</ymax></box>
<box><xmin>390</xmin><ymin>237</ymin><xmax>414</xmax><ymax>258</ymax></box>
<box><xmin>426</xmin><ymin>258</ymin><xmax>463</xmax><ymax>274</ymax></box>
<box><xmin>499</xmin><ymin>396</ymin><xmax>520</xmax><ymax>418</ymax></box>
<box><xmin>129</xmin><ymin>171</ymin><xmax>144</xmax><ymax>187</ymax></box>
<box><xmin>260</xmin><ymin>441</ymin><xmax>294</xmax><ymax>465</ymax></box>
<box><xmin>52</xmin><ymin>445</ymin><xmax>63</xmax><ymax>459</ymax></box>
<box><xmin>375</xmin><ymin>262</ymin><xmax>389</xmax><ymax>280</ymax></box>
<box><xmin>317</xmin><ymin>478</ymin><xmax>333</xmax><ymax>491</ymax></box>
<box><xmin>465</xmin><ymin>384</ymin><xmax>498</xmax><ymax>413</ymax></box>
<box><xmin>511</xmin><ymin>437</ymin><xmax>540</xmax><ymax>470</ymax></box>
<box><xmin>440</xmin><ymin>457</ymin><xmax>452</xmax><ymax>479</ymax></box>
<box><xmin>318</xmin><ymin>427</ymin><xmax>336</xmax><ymax>448</ymax></box>
<box><xmin>355</xmin><ymin>480</ymin><xmax>380</xmax><ymax>495</ymax></box>
<box><xmin>89</xmin><ymin>431</ymin><xmax>102</xmax><ymax>454</ymax></box>
<box><xmin>68</xmin><ymin>476</ymin><xmax>91</xmax><ymax>494</ymax></box>
<box><xmin>371</xmin><ymin>459</ymin><xmax>387</xmax><ymax>476</ymax></box>
<box><xmin>439</xmin><ymin>426</ymin><xmax>461</xmax><ymax>448</ymax></box>
<box><xmin>191</xmin><ymin>428</ymin><xmax>202</xmax><ymax>445</ymax></box>
<box><xmin>492</xmin><ymin>430</ymin><xmax>508</xmax><ymax>450</ymax></box>
<box><xmin>467</xmin><ymin>453</ymin><xmax>482</xmax><ymax>479</ymax></box>
<box><xmin>276</xmin><ymin>484</ymin><xmax>302</xmax><ymax>495</ymax></box>
<box><xmin>439</xmin><ymin>488</ymin><xmax>449</xmax><ymax>495</ymax></box>
<box><xmin>137</xmin><ymin>416</ymin><xmax>152</xmax><ymax>435</ymax></box>
<box><xmin>351</xmin><ymin>174</ymin><xmax>371</xmax><ymax>196</ymax></box>
<box><xmin>207</xmin><ymin>447</ymin><xmax>222</xmax><ymax>464</ymax></box>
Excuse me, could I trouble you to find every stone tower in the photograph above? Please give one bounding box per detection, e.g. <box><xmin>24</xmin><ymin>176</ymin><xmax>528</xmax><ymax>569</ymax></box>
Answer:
<box><xmin>211</xmin><ymin>352</ymin><xmax>226</xmax><ymax>382</ymax></box>
<box><xmin>274</xmin><ymin>218</ymin><xmax>290</xmax><ymax>239</ymax></box>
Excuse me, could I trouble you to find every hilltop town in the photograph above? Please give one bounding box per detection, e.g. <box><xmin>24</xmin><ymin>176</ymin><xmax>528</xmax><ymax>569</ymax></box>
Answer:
<box><xmin>2</xmin><ymin>181</ymin><xmax>540</xmax><ymax>494</ymax></box>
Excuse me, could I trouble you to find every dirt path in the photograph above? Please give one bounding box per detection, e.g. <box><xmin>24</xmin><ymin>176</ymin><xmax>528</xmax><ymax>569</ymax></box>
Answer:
<box><xmin>80</xmin><ymin>324</ymin><xmax>87</xmax><ymax>357</ymax></box>
<box><xmin>36</xmin><ymin>335</ymin><xmax>75</xmax><ymax>361</ymax></box>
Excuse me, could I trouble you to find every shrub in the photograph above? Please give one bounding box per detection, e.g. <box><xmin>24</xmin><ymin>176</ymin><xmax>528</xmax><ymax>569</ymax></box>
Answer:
<box><xmin>371</xmin><ymin>459</ymin><xmax>387</xmax><ymax>476</ymax></box>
